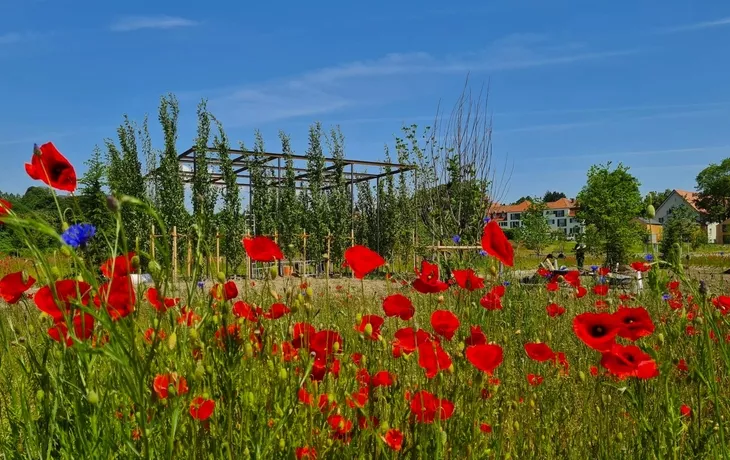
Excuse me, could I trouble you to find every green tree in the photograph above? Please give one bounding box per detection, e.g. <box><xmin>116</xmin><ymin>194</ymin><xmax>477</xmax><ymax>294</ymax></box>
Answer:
<box><xmin>326</xmin><ymin>127</ymin><xmax>350</xmax><ymax>262</ymax></box>
<box><xmin>354</xmin><ymin>181</ymin><xmax>376</xmax><ymax>250</ymax></box>
<box><xmin>278</xmin><ymin>131</ymin><xmax>303</xmax><ymax>257</ymax></box>
<box><xmin>376</xmin><ymin>146</ymin><xmax>398</xmax><ymax>258</ymax></box>
<box><xmin>695</xmin><ymin>157</ymin><xmax>730</xmax><ymax>223</ymax></box>
<box><xmin>157</xmin><ymin>94</ymin><xmax>188</xmax><ymax>261</ymax></box>
<box><xmin>660</xmin><ymin>205</ymin><xmax>704</xmax><ymax>256</ymax></box>
<box><xmin>214</xmin><ymin>119</ymin><xmax>244</xmax><ymax>275</ymax></box>
<box><xmin>576</xmin><ymin>162</ymin><xmax>643</xmax><ymax>266</ymax></box>
<box><xmin>192</xmin><ymin>100</ymin><xmax>217</xmax><ymax>254</ymax></box>
<box><xmin>115</xmin><ymin>116</ymin><xmax>148</xmax><ymax>249</ymax></box>
<box><xmin>79</xmin><ymin>147</ymin><xmax>112</xmax><ymax>266</ymax></box>
<box><xmin>140</xmin><ymin>115</ymin><xmax>158</xmax><ymax>205</ymax></box>
<box><xmin>516</xmin><ymin>201</ymin><xmax>552</xmax><ymax>256</ymax></box>
<box><xmin>394</xmin><ymin>135</ymin><xmax>415</xmax><ymax>266</ymax></box>
<box><xmin>512</xmin><ymin>196</ymin><xmax>533</xmax><ymax>205</ymax></box>
<box><xmin>543</xmin><ymin>191</ymin><xmax>566</xmax><ymax>203</ymax></box>
<box><xmin>304</xmin><ymin>122</ymin><xmax>328</xmax><ymax>261</ymax></box>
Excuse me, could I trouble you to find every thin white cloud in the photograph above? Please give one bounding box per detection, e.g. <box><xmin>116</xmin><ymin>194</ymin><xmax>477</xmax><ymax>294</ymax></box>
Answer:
<box><xmin>660</xmin><ymin>16</ymin><xmax>730</xmax><ymax>33</ymax></box>
<box><xmin>110</xmin><ymin>16</ymin><xmax>199</xmax><ymax>32</ymax></box>
<box><xmin>207</xmin><ymin>37</ymin><xmax>641</xmax><ymax>126</ymax></box>
<box><xmin>0</xmin><ymin>32</ymin><xmax>23</xmax><ymax>45</ymax></box>
<box><xmin>530</xmin><ymin>145</ymin><xmax>730</xmax><ymax>163</ymax></box>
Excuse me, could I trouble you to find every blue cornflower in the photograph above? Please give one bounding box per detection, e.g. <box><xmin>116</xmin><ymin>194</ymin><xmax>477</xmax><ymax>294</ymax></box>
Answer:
<box><xmin>483</xmin><ymin>217</ymin><xmax>491</xmax><ymax>223</ymax></box>
<box><xmin>197</xmin><ymin>280</ymin><xmax>205</xmax><ymax>290</ymax></box>
<box><xmin>503</xmin><ymin>281</ymin><xmax>511</xmax><ymax>286</ymax></box>
<box><xmin>598</xmin><ymin>276</ymin><xmax>607</xmax><ymax>284</ymax></box>
<box><xmin>61</xmin><ymin>223</ymin><xmax>96</xmax><ymax>248</ymax></box>
<box><xmin>590</xmin><ymin>265</ymin><xmax>598</xmax><ymax>272</ymax></box>
<box><xmin>662</xmin><ymin>293</ymin><xmax>671</xmax><ymax>301</ymax></box>
<box><xmin>478</xmin><ymin>249</ymin><xmax>487</xmax><ymax>256</ymax></box>
<box><xmin>645</xmin><ymin>254</ymin><xmax>654</xmax><ymax>262</ymax></box>
<box><xmin>452</xmin><ymin>235</ymin><xmax>461</xmax><ymax>244</ymax></box>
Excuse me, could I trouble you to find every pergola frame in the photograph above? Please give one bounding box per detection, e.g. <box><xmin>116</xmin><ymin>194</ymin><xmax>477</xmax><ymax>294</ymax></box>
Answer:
<box><xmin>177</xmin><ymin>146</ymin><xmax>417</xmax><ymax>254</ymax></box>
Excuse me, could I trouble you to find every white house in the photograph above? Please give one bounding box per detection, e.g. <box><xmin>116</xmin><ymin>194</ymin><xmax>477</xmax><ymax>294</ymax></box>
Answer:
<box><xmin>655</xmin><ymin>189</ymin><xmax>720</xmax><ymax>244</ymax></box>
<box><xmin>489</xmin><ymin>198</ymin><xmax>584</xmax><ymax>237</ymax></box>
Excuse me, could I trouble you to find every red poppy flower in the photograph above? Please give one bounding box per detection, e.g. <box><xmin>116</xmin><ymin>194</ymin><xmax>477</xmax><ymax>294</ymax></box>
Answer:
<box><xmin>412</xmin><ymin>260</ymin><xmax>449</xmax><ymax>294</ymax></box>
<box><xmin>418</xmin><ymin>339</ymin><xmax>452</xmax><ymax>378</ymax></box>
<box><xmin>346</xmin><ymin>386</ymin><xmax>370</xmax><ymax>409</ymax></box>
<box><xmin>409</xmin><ymin>390</ymin><xmax>454</xmax><ymax>423</ymax></box>
<box><xmin>310</xmin><ymin>329</ymin><xmax>344</xmax><ymax>360</ymax></box>
<box><xmin>667</xmin><ymin>280</ymin><xmax>680</xmax><ymax>291</ymax></box>
<box><xmin>590</xmin><ymin>365</ymin><xmax>599</xmax><ymax>376</ymax></box>
<box><xmin>355</xmin><ymin>315</ymin><xmax>384</xmax><ymax>340</ymax></box>
<box><xmin>233</xmin><ymin>301</ymin><xmax>261</xmax><ymax>321</ymax></box>
<box><xmin>34</xmin><ymin>279</ymin><xmax>92</xmax><ymax>321</ymax></box>
<box><xmin>153</xmin><ymin>373</ymin><xmax>188</xmax><ymax>400</ymax></box>
<box><xmin>295</xmin><ymin>447</ymin><xmax>317</xmax><ymax>459</ymax></box>
<box><xmin>452</xmin><ymin>268</ymin><xmax>485</xmax><ymax>291</ymax></box>
<box><xmin>223</xmin><ymin>281</ymin><xmax>238</xmax><ymax>300</ymax></box>
<box><xmin>101</xmin><ymin>252</ymin><xmax>135</xmax><ymax>278</ymax></box>
<box><xmin>465</xmin><ymin>343</ymin><xmax>504</xmax><ymax>374</ymax></box>
<box><xmin>242</xmin><ymin>236</ymin><xmax>284</xmax><ymax>262</ymax></box>
<box><xmin>630</xmin><ymin>261</ymin><xmax>651</xmax><ymax>272</ymax></box>
<box><xmin>96</xmin><ymin>275</ymin><xmax>135</xmax><ymax>320</ymax></box>
<box><xmin>593</xmin><ymin>284</ymin><xmax>609</xmax><ymax>296</ymax></box>
<box><xmin>464</xmin><ymin>325</ymin><xmax>487</xmax><ymax>347</ymax></box>
<box><xmin>480</xmin><ymin>291</ymin><xmax>503</xmax><ymax>310</ymax></box>
<box><xmin>0</xmin><ymin>271</ymin><xmax>35</xmax><ymax>304</ymax></box>
<box><xmin>327</xmin><ymin>414</ymin><xmax>353</xmax><ymax>441</ymax></box>
<box><xmin>613</xmin><ymin>306</ymin><xmax>655</xmax><ymax>341</ymax></box>
<box><xmin>430</xmin><ymin>310</ymin><xmax>460</xmax><ymax>341</ymax></box>
<box><xmin>382</xmin><ymin>294</ymin><xmax>415</xmax><ymax>320</ymax></box>
<box><xmin>0</xmin><ymin>198</ymin><xmax>11</xmax><ymax>217</ymax></box>
<box><xmin>343</xmin><ymin>245</ymin><xmax>385</xmax><ymax>279</ymax></box>
<box><xmin>298</xmin><ymin>387</ymin><xmax>314</xmax><ymax>406</ymax></box>
<box><xmin>600</xmin><ymin>344</ymin><xmax>659</xmax><ymax>379</ymax></box>
<box><xmin>712</xmin><ymin>296</ymin><xmax>730</xmax><ymax>315</ymax></box>
<box><xmin>292</xmin><ymin>322</ymin><xmax>317</xmax><ymax>349</ymax></box>
<box><xmin>481</xmin><ymin>219</ymin><xmax>514</xmax><ymax>267</ymax></box>
<box><xmin>575</xmin><ymin>286</ymin><xmax>588</xmax><ymax>298</ymax></box>
<box><xmin>48</xmin><ymin>311</ymin><xmax>94</xmax><ymax>346</ymax></box>
<box><xmin>524</xmin><ymin>342</ymin><xmax>556</xmax><ymax>362</ymax></box>
<box><xmin>264</xmin><ymin>303</ymin><xmax>291</xmax><ymax>319</ymax></box>
<box><xmin>189</xmin><ymin>397</ymin><xmax>215</xmax><ymax>420</ymax></box>
<box><xmin>546</xmin><ymin>303</ymin><xmax>565</xmax><ymax>317</ymax></box>
<box><xmin>392</xmin><ymin>327</ymin><xmax>433</xmax><ymax>357</ymax></box>
<box><xmin>371</xmin><ymin>371</ymin><xmax>394</xmax><ymax>388</ymax></box>
<box><xmin>573</xmin><ymin>312</ymin><xmax>621</xmax><ymax>352</ymax></box>
<box><xmin>527</xmin><ymin>374</ymin><xmax>544</xmax><ymax>386</ymax></box>
<box><xmin>146</xmin><ymin>287</ymin><xmax>179</xmax><ymax>313</ymax></box>
<box><xmin>25</xmin><ymin>142</ymin><xmax>77</xmax><ymax>192</ymax></box>
<box><xmin>598</xmin><ymin>267</ymin><xmax>610</xmax><ymax>276</ymax></box>
<box><xmin>143</xmin><ymin>327</ymin><xmax>166</xmax><ymax>344</ymax></box>
<box><xmin>178</xmin><ymin>307</ymin><xmax>201</xmax><ymax>326</ymax></box>
<box><xmin>383</xmin><ymin>429</ymin><xmax>403</xmax><ymax>451</ymax></box>
<box><xmin>562</xmin><ymin>270</ymin><xmax>582</xmax><ymax>288</ymax></box>
<box><xmin>677</xmin><ymin>359</ymin><xmax>689</xmax><ymax>372</ymax></box>
<box><xmin>546</xmin><ymin>281</ymin><xmax>559</xmax><ymax>292</ymax></box>
<box><xmin>680</xmin><ymin>404</ymin><xmax>691</xmax><ymax>417</ymax></box>
<box><xmin>480</xmin><ymin>423</ymin><xmax>493</xmax><ymax>434</ymax></box>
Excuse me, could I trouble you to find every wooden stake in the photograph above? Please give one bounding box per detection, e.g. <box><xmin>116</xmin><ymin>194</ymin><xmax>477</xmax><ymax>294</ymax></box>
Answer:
<box><xmin>216</xmin><ymin>228</ymin><xmax>221</xmax><ymax>274</ymax></box>
<box><xmin>172</xmin><ymin>226</ymin><xmax>178</xmax><ymax>283</ymax></box>
<box><xmin>351</xmin><ymin>229</ymin><xmax>355</xmax><ymax>279</ymax></box>
<box><xmin>151</xmin><ymin>224</ymin><xmax>156</xmax><ymax>259</ymax></box>
<box><xmin>301</xmin><ymin>229</ymin><xmax>308</xmax><ymax>278</ymax></box>
<box><xmin>326</xmin><ymin>231</ymin><xmax>332</xmax><ymax>279</ymax></box>
<box><xmin>186</xmin><ymin>238</ymin><xmax>192</xmax><ymax>279</ymax></box>
<box><xmin>245</xmin><ymin>231</ymin><xmax>251</xmax><ymax>280</ymax></box>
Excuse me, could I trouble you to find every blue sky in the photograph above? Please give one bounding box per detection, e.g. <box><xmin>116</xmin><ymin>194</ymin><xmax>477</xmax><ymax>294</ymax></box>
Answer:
<box><xmin>1</xmin><ymin>0</ymin><xmax>729</xmax><ymax>203</ymax></box>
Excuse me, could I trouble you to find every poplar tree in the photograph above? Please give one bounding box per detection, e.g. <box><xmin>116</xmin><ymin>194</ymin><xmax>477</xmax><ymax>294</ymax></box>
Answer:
<box><xmin>79</xmin><ymin>147</ymin><xmax>112</xmax><ymax>266</ymax></box>
<box><xmin>215</xmin><ymin>119</ymin><xmax>244</xmax><ymax>274</ymax></box>
<box><xmin>116</xmin><ymin>116</ymin><xmax>147</xmax><ymax>247</ymax></box>
<box><xmin>192</xmin><ymin>100</ymin><xmax>217</xmax><ymax>250</ymax></box>
<box><xmin>278</xmin><ymin>131</ymin><xmax>302</xmax><ymax>257</ymax></box>
<box><xmin>326</xmin><ymin>126</ymin><xmax>350</xmax><ymax>263</ymax></box>
<box><xmin>304</xmin><ymin>122</ymin><xmax>328</xmax><ymax>261</ymax></box>
<box><xmin>354</xmin><ymin>181</ymin><xmax>376</xmax><ymax>250</ymax></box>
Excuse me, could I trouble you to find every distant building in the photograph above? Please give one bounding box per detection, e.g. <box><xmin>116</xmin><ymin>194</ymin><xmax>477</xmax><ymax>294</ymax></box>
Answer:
<box><xmin>654</xmin><ymin>189</ymin><xmax>721</xmax><ymax>244</ymax></box>
<box><xmin>488</xmin><ymin>198</ymin><xmax>584</xmax><ymax>237</ymax></box>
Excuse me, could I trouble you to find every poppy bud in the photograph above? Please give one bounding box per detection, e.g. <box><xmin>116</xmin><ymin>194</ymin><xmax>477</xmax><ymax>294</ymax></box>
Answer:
<box><xmin>579</xmin><ymin>371</ymin><xmax>586</xmax><ymax>382</ymax></box>
<box><xmin>195</xmin><ymin>365</ymin><xmax>205</xmax><ymax>380</ymax></box>
<box><xmin>60</xmin><ymin>245</ymin><xmax>72</xmax><ymax>257</ymax></box>
<box><xmin>106</xmin><ymin>195</ymin><xmax>120</xmax><ymax>213</ymax></box>
<box><xmin>617</xmin><ymin>432</ymin><xmax>623</xmax><ymax>441</ymax></box>
<box><xmin>269</xmin><ymin>266</ymin><xmax>278</xmax><ymax>280</ymax></box>
<box><xmin>148</xmin><ymin>261</ymin><xmax>161</xmax><ymax>276</ymax></box>
<box><xmin>167</xmin><ymin>332</ymin><xmax>177</xmax><ymax>350</ymax></box>
<box><xmin>305</xmin><ymin>287</ymin><xmax>314</xmax><ymax>301</ymax></box>
<box><xmin>213</xmin><ymin>314</ymin><xmax>220</xmax><ymax>325</ymax></box>
<box><xmin>216</xmin><ymin>271</ymin><xmax>226</xmax><ymax>284</ymax></box>
<box><xmin>437</xmin><ymin>295</ymin><xmax>444</xmax><ymax>304</ymax></box>
<box><xmin>87</xmin><ymin>390</ymin><xmax>99</xmax><ymax>405</ymax></box>
<box><xmin>530</xmin><ymin>399</ymin><xmax>535</xmax><ymax>408</ymax></box>
<box><xmin>189</xmin><ymin>328</ymin><xmax>199</xmax><ymax>340</ymax></box>
<box><xmin>658</xmin><ymin>333</ymin><xmax>665</xmax><ymax>345</ymax></box>
<box><xmin>297</xmin><ymin>293</ymin><xmax>305</xmax><ymax>305</ymax></box>
<box><xmin>440</xmin><ymin>429</ymin><xmax>447</xmax><ymax>445</ymax></box>
<box><xmin>245</xmin><ymin>343</ymin><xmax>254</xmax><ymax>358</ymax></box>
<box><xmin>546</xmin><ymin>331</ymin><xmax>552</xmax><ymax>341</ymax></box>
<box><xmin>131</xmin><ymin>256</ymin><xmax>140</xmax><ymax>271</ymax></box>
<box><xmin>513</xmin><ymin>421</ymin><xmax>520</xmax><ymax>431</ymax></box>
<box><xmin>380</xmin><ymin>421</ymin><xmax>390</xmax><ymax>432</ymax></box>
<box><xmin>36</xmin><ymin>389</ymin><xmax>44</xmax><ymax>403</ymax></box>
<box><xmin>646</xmin><ymin>204</ymin><xmax>656</xmax><ymax>219</ymax></box>
<box><xmin>489</xmin><ymin>265</ymin><xmax>498</xmax><ymax>277</ymax></box>
<box><xmin>356</xmin><ymin>313</ymin><xmax>363</xmax><ymax>323</ymax></box>
<box><xmin>364</xmin><ymin>323</ymin><xmax>373</xmax><ymax>337</ymax></box>
<box><xmin>278</xmin><ymin>438</ymin><xmax>285</xmax><ymax>450</ymax></box>
<box><xmin>332</xmin><ymin>341</ymin><xmax>340</xmax><ymax>353</ymax></box>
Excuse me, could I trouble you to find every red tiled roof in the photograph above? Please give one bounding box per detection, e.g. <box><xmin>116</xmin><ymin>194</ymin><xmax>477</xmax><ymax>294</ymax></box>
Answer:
<box><xmin>674</xmin><ymin>189</ymin><xmax>701</xmax><ymax>212</ymax></box>
<box><xmin>545</xmin><ymin>198</ymin><xmax>575</xmax><ymax>210</ymax></box>
<box><xmin>489</xmin><ymin>201</ymin><xmax>532</xmax><ymax>214</ymax></box>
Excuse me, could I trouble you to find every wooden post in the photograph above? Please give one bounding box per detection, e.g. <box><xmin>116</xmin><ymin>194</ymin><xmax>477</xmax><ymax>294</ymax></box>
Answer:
<box><xmin>351</xmin><ymin>229</ymin><xmax>355</xmax><ymax>279</ymax></box>
<box><xmin>412</xmin><ymin>228</ymin><xmax>417</xmax><ymax>271</ymax></box>
<box><xmin>186</xmin><ymin>238</ymin><xmax>192</xmax><ymax>279</ymax></box>
<box><xmin>301</xmin><ymin>229</ymin><xmax>308</xmax><ymax>278</ymax></box>
<box><xmin>172</xmin><ymin>226</ymin><xmax>178</xmax><ymax>283</ymax></box>
<box><xmin>151</xmin><ymin>224</ymin><xmax>156</xmax><ymax>259</ymax></box>
<box><xmin>326</xmin><ymin>231</ymin><xmax>332</xmax><ymax>279</ymax></box>
<box><xmin>216</xmin><ymin>228</ymin><xmax>221</xmax><ymax>274</ymax></box>
<box><xmin>245</xmin><ymin>231</ymin><xmax>251</xmax><ymax>280</ymax></box>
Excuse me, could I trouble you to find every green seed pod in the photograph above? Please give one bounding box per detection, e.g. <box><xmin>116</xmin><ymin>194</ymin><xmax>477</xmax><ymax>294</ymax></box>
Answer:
<box><xmin>87</xmin><ymin>390</ymin><xmax>99</xmax><ymax>405</ymax></box>
<box><xmin>61</xmin><ymin>221</ymin><xmax>70</xmax><ymax>232</ymax></box>
<box><xmin>278</xmin><ymin>438</ymin><xmax>285</xmax><ymax>450</ymax></box>
<box><xmin>364</xmin><ymin>323</ymin><xmax>373</xmax><ymax>337</ymax></box>
<box><xmin>646</xmin><ymin>204</ymin><xmax>656</xmax><ymax>219</ymax></box>
<box><xmin>130</xmin><ymin>256</ymin><xmax>140</xmax><ymax>271</ymax></box>
<box><xmin>513</xmin><ymin>421</ymin><xmax>520</xmax><ymax>431</ymax></box>
<box><xmin>195</xmin><ymin>364</ymin><xmax>205</xmax><ymax>380</ymax></box>
<box><xmin>245</xmin><ymin>343</ymin><xmax>254</xmax><ymax>358</ymax></box>
<box><xmin>579</xmin><ymin>371</ymin><xmax>586</xmax><ymax>382</ymax></box>
<box><xmin>167</xmin><ymin>332</ymin><xmax>177</xmax><ymax>350</ymax></box>
<box><xmin>332</xmin><ymin>341</ymin><xmax>340</xmax><ymax>353</ymax></box>
<box><xmin>153</xmin><ymin>318</ymin><xmax>159</xmax><ymax>329</ymax></box>
<box><xmin>213</xmin><ymin>314</ymin><xmax>221</xmax><ymax>325</ymax></box>
<box><xmin>305</xmin><ymin>287</ymin><xmax>314</xmax><ymax>301</ymax></box>
<box><xmin>60</xmin><ymin>245</ymin><xmax>72</xmax><ymax>257</ymax></box>
<box><xmin>36</xmin><ymin>389</ymin><xmax>44</xmax><ymax>403</ymax></box>
<box><xmin>148</xmin><ymin>261</ymin><xmax>161</xmax><ymax>276</ymax></box>
<box><xmin>269</xmin><ymin>266</ymin><xmax>278</xmax><ymax>280</ymax></box>
<box><xmin>106</xmin><ymin>195</ymin><xmax>120</xmax><ymax>212</ymax></box>
<box><xmin>278</xmin><ymin>367</ymin><xmax>288</xmax><ymax>380</ymax></box>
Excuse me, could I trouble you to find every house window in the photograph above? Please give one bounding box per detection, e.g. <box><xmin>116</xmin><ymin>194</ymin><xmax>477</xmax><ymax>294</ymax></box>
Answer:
<box><xmin>557</xmin><ymin>219</ymin><xmax>567</xmax><ymax>227</ymax></box>
<box><xmin>659</xmin><ymin>218</ymin><xmax>664</xmax><ymax>224</ymax></box>
<box><xmin>499</xmin><ymin>221</ymin><xmax>507</xmax><ymax>227</ymax></box>
<box><xmin>554</xmin><ymin>210</ymin><xmax>565</xmax><ymax>217</ymax></box>
<box><xmin>510</xmin><ymin>213</ymin><xmax>521</xmax><ymax>221</ymax></box>
<box><xmin>723</xmin><ymin>225</ymin><xmax>729</xmax><ymax>233</ymax></box>
<box><xmin>550</xmin><ymin>220</ymin><xmax>555</xmax><ymax>225</ymax></box>
<box><xmin>510</xmin><ymin>221</ymin><xmax>521</xmax><ymax>228</ymax></box>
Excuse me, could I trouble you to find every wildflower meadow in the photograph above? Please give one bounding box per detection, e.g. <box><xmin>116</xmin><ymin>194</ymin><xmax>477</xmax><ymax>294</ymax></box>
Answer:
<box><xmin>0</xmin><ymin>135</ymin><xmax>729</xmax><ymax>460</ymax></box>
